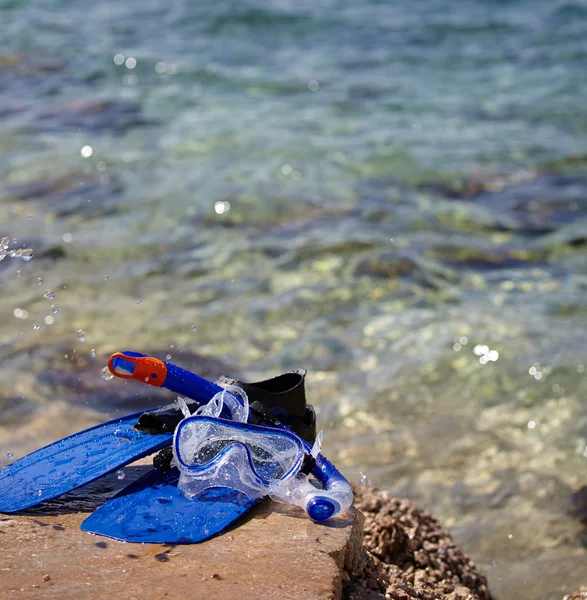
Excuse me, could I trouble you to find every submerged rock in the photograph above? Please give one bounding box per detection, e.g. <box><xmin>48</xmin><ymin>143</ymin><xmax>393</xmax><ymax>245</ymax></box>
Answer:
<box><xmin>6</xmin><ymin>171</ymin><xmax>124</xmax><ymax>217</ymax></box>
<box><xmin>32</xmin><ymin>99</ymin><xmax>150</xmax><ymax>134</ymax></box>
<box><xmin>354</xmin><ymin>252</ymin><xmax>458</xmax><ymax>289</ymax></box>
<box><xmin>416</xmin><ymin>171</ymin><xmax>587</xmax><ymax>236</ymax></box>
<box><xmin>0</xmin><ymin>53</ymin><xmax>67</xmax><ymax>77</ymax></box>
<box><xmin>568</xmin><ymin>485</ymin><xmax>587</xmax><ymax>525</ymax></box>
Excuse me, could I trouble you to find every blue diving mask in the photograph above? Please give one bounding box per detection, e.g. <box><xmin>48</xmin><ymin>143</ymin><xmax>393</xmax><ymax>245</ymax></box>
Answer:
<box><xmin>171</xmin><ymin>386</ymin><xmax>353</xmax><ymax>521</ymax></box>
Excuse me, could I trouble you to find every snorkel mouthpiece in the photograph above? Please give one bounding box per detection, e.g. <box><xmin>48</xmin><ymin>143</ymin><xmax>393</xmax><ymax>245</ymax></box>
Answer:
<box><xmin>307</xmin><ymin>497</ymin><xmax>337</xmax><ymax>522</ymax></box>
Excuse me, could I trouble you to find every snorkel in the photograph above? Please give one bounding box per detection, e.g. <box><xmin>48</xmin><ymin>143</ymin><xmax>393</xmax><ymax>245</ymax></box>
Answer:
<box><xmin>107</xmin><ymin>351</ymin><xmax>353</xmax><ymax>521</ymax></box>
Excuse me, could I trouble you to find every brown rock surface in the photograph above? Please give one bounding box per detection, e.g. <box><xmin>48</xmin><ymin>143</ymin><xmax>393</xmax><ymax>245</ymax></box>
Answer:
<box><xmin>0</xmin><ymin>500</ymin><xmax>363</xmax><ymax>600</ymax></box>
<box><xmin>345</xmin><ymin>486</ymin><xmax>492</xmax><ymax>600</ymax></box>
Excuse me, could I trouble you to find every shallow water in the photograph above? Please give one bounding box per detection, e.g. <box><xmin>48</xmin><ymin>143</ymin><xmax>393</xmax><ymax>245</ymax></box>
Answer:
<box><xmin>1</xmin><ymin>1</ymin><xmax>586</xmax><ymax>598</ymax></box>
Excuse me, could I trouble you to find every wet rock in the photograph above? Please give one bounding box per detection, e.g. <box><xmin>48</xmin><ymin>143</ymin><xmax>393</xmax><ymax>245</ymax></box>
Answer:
<box><xmin>346</xmin><ymin>486</ymin><xmax>492</xmax><ymax>600</ymax></box>
<box><xmin>6</xmin><ymin>172</ymin><xmax>124</xmax><ymax>217</ymax></box>
<box><xmin>0</xmin><ymin>497</ymin><xmax>362</xmax><ymax>600</ymax></box>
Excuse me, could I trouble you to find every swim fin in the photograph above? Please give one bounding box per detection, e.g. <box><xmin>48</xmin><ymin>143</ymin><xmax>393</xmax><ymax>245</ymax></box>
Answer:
<box><xmin>0</xmin><ymin>356</ymin><xmax>312</xmax><ymax>514</ymax></box>
<box><xmin>0</xmin><ymin>411</ymin><xmax>172</xmax><ymax>513</ymax></box>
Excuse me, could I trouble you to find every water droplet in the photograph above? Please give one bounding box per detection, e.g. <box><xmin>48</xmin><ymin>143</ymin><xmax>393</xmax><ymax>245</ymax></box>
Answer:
<box><xmin>44</xmin><ymin>315</ymin><xmax>54</xmax><ymax>325</ymax></box>
<box><xmin>51</xmin><ymin>304</ymin><xmax>59</xmax><ymax>314</ymax></box>
<box><xmin>104</xmin><ymin>275</ymin><xmax>109</xmax><ymax>280</ymax></box>
<box><xmin>136</xmin><ymin>300</ymin><xmax>143</xmax><ymax>305</ymax></box>
<box><xmin>32</xmin><ymin>324</ymin><xmax>41</xmax><ymax>330</ymax></box>
<box><xmin>16</xmin><ymin>270</ymin><xmax>22</xmax><ymax>277</ymax></box>
<box><xmin>90</xmin><ymin>349</ymin><xmax>96</xmax><ymax>358</ymax></box>
<box><xmin>37</xmin><ymin>489</ymin><xmax>42</xmax><ymax>496</ymax></box>
<box><xmin>214</xmin><ymin>201</ymin><xmax>230</xmax><ymax>214</ymax></box>
<box><xmin>36</xmin><ymin>276</ymin><xmax>44</xmax><ymax>286</ymax></box>
<box><xmin>101</xmin><ymin>366</ymin><xmax>114</xmax><ymax>381</ymax></box>
<box><xmin>359</xmin><ymin>472</ymin><xmax>368</xmax><ymax>485</ymax></box>
<box><xmin>77</xmin><ymin>330</ymin><xmax>86</xmax><ymax>342</ymax></box>
<box><xmin>116</xmin><ymin>470</ymin><xmax>125</xmax><ymax>480</ymax></box>
<box><xmin>169</xmin><ymin>344</ymin><xmax>175</xmax><ymax>349</ymax></box>
<box><xmin>44</xmin><ymin>290</ymin><xmax>55</xmax><ymax>300</ymax></box>
<box><xmin>191</xmin><ymin>325</ymin><xmax>197</xmax><ymax>332</ymax></box>
<box><xmin>166</xmin><ymin>354</ymin><xmax>172</xmax><ymax>360</ymax></box>
<box><xmin>7</xmin><ymin>451</ymin><xmax>14</xmax><ymax>459</ymax></box>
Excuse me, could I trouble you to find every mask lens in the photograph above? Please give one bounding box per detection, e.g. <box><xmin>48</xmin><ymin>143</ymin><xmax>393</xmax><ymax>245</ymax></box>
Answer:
<box><xmin>177</xmin><ymin>418</ymin><xmax>302</xmax><ymax>483</ymax></box>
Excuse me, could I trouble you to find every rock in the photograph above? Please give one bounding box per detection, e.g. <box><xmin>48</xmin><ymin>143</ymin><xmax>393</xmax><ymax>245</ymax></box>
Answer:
<box><xmin>0</xmin><ymin>475</ymin><xmax>497</xmax><ymax>600</ymax></box>
<box><xmin>0</xmin><ymin>497</ymin><xmax>362</xmax><ymax>600</ymax></box>
<box><xmin>345</xmin><ymin>486</ymin><xmax>493</xmax><ymax>600</ymax></box>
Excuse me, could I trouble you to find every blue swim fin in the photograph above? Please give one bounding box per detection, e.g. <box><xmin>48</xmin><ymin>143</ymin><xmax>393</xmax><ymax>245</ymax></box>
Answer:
<box><xmin>0</xmin><ymin>412</ymin><xmax>171</xmax><ymax>513</ymax></box>
<box><xmin>81</xmin><ymin>467</ymin><xmax>257</xmax><ymax>543</ymax></box>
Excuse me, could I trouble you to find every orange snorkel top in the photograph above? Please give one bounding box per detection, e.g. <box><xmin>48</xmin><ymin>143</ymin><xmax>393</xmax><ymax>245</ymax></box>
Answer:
<box><xmin>107</xmin><ymin>352</ymin><xmax>168</xmax><ymax>387</ymax></box>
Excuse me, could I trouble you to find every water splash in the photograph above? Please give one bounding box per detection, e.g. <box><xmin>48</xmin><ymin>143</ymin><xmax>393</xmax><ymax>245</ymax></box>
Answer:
<box><xmin>0</xmin><ymin>238</ymin><xmax>33</xmax><ymax>262</ymax></box>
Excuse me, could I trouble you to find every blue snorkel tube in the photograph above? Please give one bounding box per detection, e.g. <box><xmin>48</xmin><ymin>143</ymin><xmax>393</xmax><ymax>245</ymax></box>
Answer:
<box><xmin>109</xmin><ymin>351</ymin><xmax>353</xmax><ymax>521</ymax></box>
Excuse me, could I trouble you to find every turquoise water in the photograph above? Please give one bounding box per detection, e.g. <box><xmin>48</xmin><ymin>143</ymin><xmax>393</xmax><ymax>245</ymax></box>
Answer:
<box><xmin>1</xmin><ymin>1</ymin><xmax>587</xmax><ymax>598</ymax></box>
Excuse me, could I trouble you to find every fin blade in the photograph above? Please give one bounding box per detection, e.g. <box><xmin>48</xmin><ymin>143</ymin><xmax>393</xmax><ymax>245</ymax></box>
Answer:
<box><xmin>81</xmin><ymin>468</ymin><xmax>257</xmax><ymax>544</ymax></box>
<box><xmin>0</xmin><ymin>413</ymin><xmax>171</xmax><ymax>513</ymax></box>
